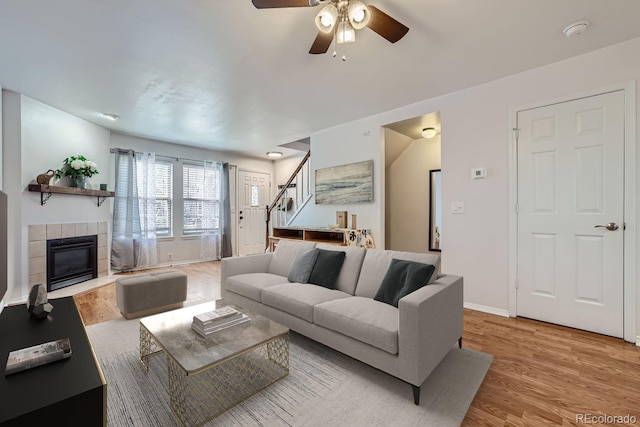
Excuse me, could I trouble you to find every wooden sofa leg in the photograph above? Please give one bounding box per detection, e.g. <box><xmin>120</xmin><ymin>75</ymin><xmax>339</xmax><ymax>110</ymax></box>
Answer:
<box><xmin>412</xmin><ymin>385</ymin><xmax>420</xmax><ymax>405</ymax></box>
<box><xmin>458</xmin><ymin>337</ymin><xmax>462</xmax><ymax>349</ymax></box>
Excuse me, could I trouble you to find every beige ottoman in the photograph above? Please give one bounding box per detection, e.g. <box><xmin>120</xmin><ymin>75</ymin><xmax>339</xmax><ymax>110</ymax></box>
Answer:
<box><xmin>116</xmin><ymin>270</ymin><xmax>188</xmax><ymax>319</ymax></box>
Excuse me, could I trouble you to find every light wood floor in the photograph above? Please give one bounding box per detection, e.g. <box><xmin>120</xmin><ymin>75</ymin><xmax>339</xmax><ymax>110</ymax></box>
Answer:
<box><xmin>74</xmin><ymin>263</ymin><xmax>640</xmax><ymax>426</ymax></box>
<box><xmin>74</xmin><ymin>262</ymin><xmax>220</xmax><ymax>325</ymax></box>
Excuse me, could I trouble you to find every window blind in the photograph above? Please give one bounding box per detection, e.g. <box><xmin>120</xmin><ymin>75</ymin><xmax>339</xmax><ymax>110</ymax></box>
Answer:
<box><xmin>183</xmin><ymin>163</ymin><xmax>221</xmax><ymax>235</ymax></box>
<box><xmin>153</xmin><ymin>160</ymin><xmax>173</xmax><ymax>237</ymax></box>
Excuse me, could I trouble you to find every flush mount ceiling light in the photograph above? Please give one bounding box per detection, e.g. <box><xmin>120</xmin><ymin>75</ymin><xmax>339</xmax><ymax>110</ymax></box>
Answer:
<box><xmin>102</xmin><ymin>113</ymin><xmax>120</xmax><ymax>121</ymax></box>
<box><xmin>267</xmin><ymin>151</ymin><xmax>283</xmax><ymax>158</ymax></box>
<box><xmin>422</xmin><ymin>127</ymin><xmax>437</xmax><ymax>139</ymax></box>
<box><xmin>252</xmin><ymin>0</ymin><xmax>409</xmax><ymax>57</ymax></box>
<box><xmin>563</xmin><ymin>20</ymin><xmax>590</xmax><ymax>37</ymax></box>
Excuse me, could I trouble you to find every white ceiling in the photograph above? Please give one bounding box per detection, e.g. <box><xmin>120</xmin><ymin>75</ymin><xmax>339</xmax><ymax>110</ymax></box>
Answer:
<box><xmin>1</xmin><ymin>1</ymin><xmax>639</xmax><ymax>159</ymax></box>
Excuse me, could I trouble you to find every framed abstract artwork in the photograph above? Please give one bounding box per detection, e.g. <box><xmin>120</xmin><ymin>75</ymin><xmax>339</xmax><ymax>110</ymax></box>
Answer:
<box><xmin>315</xmin><ymin>160</ymin><xmax>373</xmax><ymax>204</ymax></box>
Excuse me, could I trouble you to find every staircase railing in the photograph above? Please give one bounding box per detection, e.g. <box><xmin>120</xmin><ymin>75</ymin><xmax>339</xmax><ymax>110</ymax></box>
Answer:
<box><xmin>265</xmin><ymin>150</ymin><xmax>311</xmax><ymax>249</ymax></box>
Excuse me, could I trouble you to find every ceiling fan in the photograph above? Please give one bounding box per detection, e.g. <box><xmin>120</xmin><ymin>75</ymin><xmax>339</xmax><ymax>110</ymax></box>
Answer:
<box><xmin>251</xmin><ymin>0</ymin><xmax>409</xmax><ymax>55</ymax></box>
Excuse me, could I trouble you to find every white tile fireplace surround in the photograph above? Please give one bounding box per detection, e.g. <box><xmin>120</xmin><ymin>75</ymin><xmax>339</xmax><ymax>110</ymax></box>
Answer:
<box><xmin>28</xmin><ymin>222</ymin><xmax>109</xmax><ymax>288</ymax></box>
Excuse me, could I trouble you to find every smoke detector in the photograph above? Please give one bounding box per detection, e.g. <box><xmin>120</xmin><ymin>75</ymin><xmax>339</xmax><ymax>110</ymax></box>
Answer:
<box><xmin>563</xmin><ymin>20</ymin><xmax>590</xmax><ymax>37</ymax></box>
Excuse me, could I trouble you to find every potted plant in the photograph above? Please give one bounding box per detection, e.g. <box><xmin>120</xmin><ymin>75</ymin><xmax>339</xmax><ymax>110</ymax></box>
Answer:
<box><xmin>55</xmin><ymin>155</ymin><xmax>99</xmax><ymax>189</ymax></box>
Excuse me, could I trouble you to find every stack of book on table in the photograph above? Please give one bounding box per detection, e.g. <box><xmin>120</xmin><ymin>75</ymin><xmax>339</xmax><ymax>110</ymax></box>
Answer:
<box><xmin>191</xmin><ymin>306</ymin><xmax>249</xmax><ymax>337</ymax></box>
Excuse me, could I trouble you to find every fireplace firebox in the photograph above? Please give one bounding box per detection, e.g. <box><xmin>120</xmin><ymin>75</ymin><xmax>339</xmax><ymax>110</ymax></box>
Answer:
<box><xmin>47</xmin><ymin>235</ymin><xmax>98</xmax><ymax>292</ymax></box>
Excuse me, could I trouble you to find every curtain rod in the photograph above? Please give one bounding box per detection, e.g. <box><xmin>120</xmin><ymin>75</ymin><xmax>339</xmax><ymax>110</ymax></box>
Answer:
<box><xmin>109</xmin><ymin>147</ymin><xmax>236</xmax><ymax>167</ymax></box>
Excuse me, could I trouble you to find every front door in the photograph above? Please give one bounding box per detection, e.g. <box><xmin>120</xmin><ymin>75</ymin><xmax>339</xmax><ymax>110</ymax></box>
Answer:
<box><xmin>516</xmin><ymin>90</ymin><xmax>625</xmax><ymax>338</ymax></box>
<box><xmin>237</xmin><ymin>170</ymin><xmax>270</xmax><ymax>256</ymax></box>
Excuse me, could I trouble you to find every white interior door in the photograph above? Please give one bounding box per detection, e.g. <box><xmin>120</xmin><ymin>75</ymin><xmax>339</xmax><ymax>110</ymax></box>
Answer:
<box><xmin>516</xmin><ymin>90</ymin><xmax>625</xmax><ymax>338</ymax></box>
<box><xmin>237</xmin><ymin>170</ymin><xmax>270</xmax><ymax>256</ymax></box>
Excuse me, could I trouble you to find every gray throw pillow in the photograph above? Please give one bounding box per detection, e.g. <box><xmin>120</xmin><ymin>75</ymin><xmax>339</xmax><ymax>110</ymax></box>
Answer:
<box><xmin>308</xmin><ymin>249</ymin><xmax>346</xmax><ymax>289</ymax></box>
<box><xmin>287</xmin><ymin>248</ymin><xmax>320</xmax><ymax>283</ymax></box>
<box><xmin>374</xmin><ymin>258</ymin><xmax>436</xmax><ymax>307</ymax></box>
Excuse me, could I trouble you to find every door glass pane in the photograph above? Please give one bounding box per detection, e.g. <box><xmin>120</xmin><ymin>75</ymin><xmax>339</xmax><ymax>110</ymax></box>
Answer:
<box><xmin>251</xmin><ymin>185</ymin><xmax>259</xmax><ymax>207</ymax></box>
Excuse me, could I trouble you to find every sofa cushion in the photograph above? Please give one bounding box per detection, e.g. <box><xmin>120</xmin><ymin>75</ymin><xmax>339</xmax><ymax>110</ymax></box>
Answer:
<box><xmin>225</xmin><ymin>273</ymin><xmax>289</xmax><ymax>302</ymax></box>
<box><xmin>316</xmin><ymin>244</ymin><xmax>366</xmax><ymax>295</ymax></box>
<box><xmin>355</xmin><ymin>249</ymin><xmax>441</xmax><ymax>299</ymax></box>
<box><xmin>374</xmin><ymin>259</ymin><xmax>436</xmax><ymax>307</ymax></box>
<box><xmin>308</xmin><ymin>249</ymin><xmax>346</xmax><ymax>289</ymax></box>
<box><xmin>261</xmin><ymin>283</ymin><xmax>351</xmax><ymax>322</ymax></box>
<box><xmin>314</xmin><ymin>297</ymin><xmax>399</xmax><ymax>355</ymax></box>
<box><xmin>268</xmin><ymin>240</ymin><xmax>317</xmax><ymax>277</ymax></box>
<box><xmin>287</xmin><ymin>248</ymin><xmax>320</xmax><ymax>283</ymax></box>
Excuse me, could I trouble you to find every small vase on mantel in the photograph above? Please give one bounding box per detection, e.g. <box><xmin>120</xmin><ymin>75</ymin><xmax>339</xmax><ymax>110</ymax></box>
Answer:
<box><xmin>70</xmin><ymin>175</ymin><xmax>88</xmax><ymax>189</ymax></box>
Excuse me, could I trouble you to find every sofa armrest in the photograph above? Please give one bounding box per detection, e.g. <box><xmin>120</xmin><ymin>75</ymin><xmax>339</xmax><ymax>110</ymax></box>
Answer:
<box><xmin>221</xmin><ymin>253</ymin><xmax>273</xmax><ymax>299</ymax></box>
<box><xmin>397</xmin><ymin>274</ymin><xmax>463</xmax><ymax>386</ymax></box>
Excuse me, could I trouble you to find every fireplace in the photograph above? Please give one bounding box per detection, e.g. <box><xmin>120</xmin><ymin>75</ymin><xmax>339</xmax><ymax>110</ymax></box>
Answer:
<box><xmin>47</xmin><ymin>235</ymin><xmax>98</xmax><ymax>292</ymax></box>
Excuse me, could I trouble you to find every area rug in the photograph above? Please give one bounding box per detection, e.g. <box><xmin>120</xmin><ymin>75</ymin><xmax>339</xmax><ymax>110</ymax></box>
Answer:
<box><xmin>86</xmin><ymin>318</ymin><xmax>491</xmax><ymax>426</ymax></box>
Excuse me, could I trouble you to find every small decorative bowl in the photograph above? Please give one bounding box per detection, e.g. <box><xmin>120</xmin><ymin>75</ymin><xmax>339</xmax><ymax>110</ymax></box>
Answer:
<box><xmin>327</xmin><ymin>224</ymin><xmax>339</xmax><ymax>229</ymax></box>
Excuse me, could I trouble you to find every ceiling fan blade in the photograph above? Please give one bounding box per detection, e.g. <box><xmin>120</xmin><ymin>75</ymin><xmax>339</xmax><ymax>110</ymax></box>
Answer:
<box><xmin>309</xmin><ymin>31</ymin><xmax>334</xmax><ymax>54</ymax></box>
<box><xmin>252</xmin><ymin>0</ymin><xmax>312</xmax><ymax>8</ymax></box>
<box><xmin>366</xmin><ymin>5</ymin><xmax>409</xmax><ymax>43</ymax></box>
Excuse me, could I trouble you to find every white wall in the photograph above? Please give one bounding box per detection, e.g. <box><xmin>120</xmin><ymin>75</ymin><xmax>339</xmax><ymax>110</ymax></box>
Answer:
<box><xmin>110</xmin><ymin>133</ymin><xmax>275</xmax><ymax>264</ymax></box>
<box><xmin>0</xmin><ymin>93</ymin><xmax>113</xmax><ymax>299</ymax></box>
<box><xmin>1</xmin><ymin>90</ymin><xmax>22</xmax><ymax>301</ymax></box>
<box><xmin>293</xmin><ymin>122</ymin><xmax>382</xmax><ymax>234</ymax></box>
<box><xmin>385</xmin><ymin>128</ymin><xmax>413</xmax><ymax>248</ymax></box>
<box><xmin>386</xmin><ymin>130</ymin><xmax>441</xmax><ymax>253</ymax></box>
<box><xmin>274</xmin><ymin>153</ymin><xmax>305</xmax><ymax>188</ymax></box>
<box><xmin>3</xmin><ymin>92</ymin><xmax>24</xmax><ymax>300</ymax></box>
<box><xmin>296</xmin><ymin>37</ymin><xmax>640</xmax><ymax>332</ymax></box>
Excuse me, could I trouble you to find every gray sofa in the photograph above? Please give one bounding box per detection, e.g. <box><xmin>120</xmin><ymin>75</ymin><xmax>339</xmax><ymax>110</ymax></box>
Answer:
<box><xmin>221</xmin><ymin>240</ymin><xmax>463</xmax><ymax>404</ymax></box>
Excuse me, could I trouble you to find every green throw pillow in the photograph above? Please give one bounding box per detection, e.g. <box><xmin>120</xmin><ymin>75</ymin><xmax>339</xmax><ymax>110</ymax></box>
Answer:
<box><xmin>287</xmin><ymin>248</ymin><xmax>320</xmax><ymax>283</ymax></box>
<box><xmin>308</xmin><ymin>249</ymin><xmax>346</xmax><ymax>289</ymax></box>
<box><xmin>374</xmin><ymin>259</ymin><xmax>436</xmax><ymax>307</ymax></box>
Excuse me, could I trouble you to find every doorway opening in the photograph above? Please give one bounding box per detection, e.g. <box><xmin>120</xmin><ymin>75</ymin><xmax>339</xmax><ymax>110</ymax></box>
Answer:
<box><xmin>382</xmin><ymin>112</ymin><xmax>441</xmax><ymax>253</ymax></box>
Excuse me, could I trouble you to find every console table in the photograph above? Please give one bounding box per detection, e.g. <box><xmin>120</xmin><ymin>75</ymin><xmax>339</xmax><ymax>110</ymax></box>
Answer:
<box><xmin>0</xmin><ymin>297</ymin><xmax>106</xmax><ymax>426</ymax></box>
<box><xmin>269</xmin><ymin>226</ymin><xmax>374</xmax><ymax>251</ymax></box>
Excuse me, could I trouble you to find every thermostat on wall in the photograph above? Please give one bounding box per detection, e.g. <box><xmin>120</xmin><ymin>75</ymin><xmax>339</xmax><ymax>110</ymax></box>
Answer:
<box><xmin>471</xmin><ymin>167</ymin><xmax>487</xmax><ymax>179</ymax></box>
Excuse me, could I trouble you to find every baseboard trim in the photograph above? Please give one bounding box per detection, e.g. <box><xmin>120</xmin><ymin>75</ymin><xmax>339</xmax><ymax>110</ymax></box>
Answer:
<box><xmin>636</xmin><ymin>336</ymin><xmax>640</xmax><ymax>346</ymax></box>
<box><xmin>155</xmin><ymin>259</ymin><xmax>217</xmax><ymax>269</ymax></box>
<box><xmin>464</xmin><ymin>302</ymin><xmax>510</xmax><ymax>318</ymax></box>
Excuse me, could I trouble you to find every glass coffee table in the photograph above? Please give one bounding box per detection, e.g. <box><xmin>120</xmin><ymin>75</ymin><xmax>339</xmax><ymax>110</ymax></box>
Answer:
<box><xmin>139</xmin><ymin>300</ymin><xmax>289</xmax><ymax>426</ymax></box>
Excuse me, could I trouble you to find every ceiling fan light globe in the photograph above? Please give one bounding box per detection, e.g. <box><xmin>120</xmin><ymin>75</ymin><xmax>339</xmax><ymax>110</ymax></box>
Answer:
<box><xmin>336</xmin><ymin>20</ymin><xmax>356</xmax><ymax>43</ymax></box>
<box><xmin>315</xmin><ymin>4</ymin><xmax>338</xmax><ymax>33</ymax></box>
<box><xmin>348</xmin><ymin>1</ymin><xmax>370</xmax><ymax>29</ymax></box>
<box><xmin>320</xmin><ymin>14</ymin><xmax>332</xmax><ymax>27</ymax></box>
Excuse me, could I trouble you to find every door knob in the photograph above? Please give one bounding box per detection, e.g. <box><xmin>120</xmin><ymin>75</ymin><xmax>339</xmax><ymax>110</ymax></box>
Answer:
<box><xmin>594</xmin><ymin>222</ymin><xmax>619</xmax><ymax>231</ymax></box>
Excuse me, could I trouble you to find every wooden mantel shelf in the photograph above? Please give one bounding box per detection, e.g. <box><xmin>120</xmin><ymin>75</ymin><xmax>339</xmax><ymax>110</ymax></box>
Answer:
<box><xmin>28</xmin><ymin>184</ymin><xmax>115</xmax><ymax>206</ymax></box>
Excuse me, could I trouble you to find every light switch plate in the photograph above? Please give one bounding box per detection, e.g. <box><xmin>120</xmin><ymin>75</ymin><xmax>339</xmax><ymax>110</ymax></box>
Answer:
<box><xmin>452</xmin><ymin>201</ymin><xmax>465</xmax><ymax>214</ymax></box>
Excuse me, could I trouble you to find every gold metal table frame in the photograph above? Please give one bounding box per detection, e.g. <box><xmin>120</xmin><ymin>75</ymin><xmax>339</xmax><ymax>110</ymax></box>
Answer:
<box><xmin>138</xmin><ymin>302</ymin><xmax>289</xmax><ymax>427</ymax></box>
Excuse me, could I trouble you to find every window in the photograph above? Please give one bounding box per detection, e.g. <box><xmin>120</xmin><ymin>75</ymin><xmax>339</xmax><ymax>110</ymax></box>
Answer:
<box><xmin>183</xmin><ymin>162</ymin><xmax>221</xmax><ymax>235</ymax></box>
<box><xmin>153</xmin><ymin>160</ymin><xmax>173</xmax><ymax>237</ymax></box>
<box><xmin>251</xmin><ymin>185</ymin><xmax>260</xmax><ymax>207</ymax></box>
<box><xmin>136</xmin><ymin>157</ymin><xmax>173</xmax><ymax>237</ymax></box>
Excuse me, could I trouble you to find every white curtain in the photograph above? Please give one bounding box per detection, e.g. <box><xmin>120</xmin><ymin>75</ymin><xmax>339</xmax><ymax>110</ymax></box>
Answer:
<box><xmin>111</xmin><ymin>149</ymin><xmax>157</xmax><ymax>271</ymax></box>
<box><xmin>200</xmin><ymin>161</ymin><xmax>222</xmax><ymax>260</ymax></box>
<box><xmin>221</xmin><ymin>163</ymin><xmax>232</xmax><ymax>257</ymax></box>
<box><xmin>111</xmin><ymin>149</ymin><xmax>138</xmax><ymax>271</ymax></box>
<box><xmin>135</xmin><ymin>152</ymin><xmax>158</xmax><ymax>268</ymax></box>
